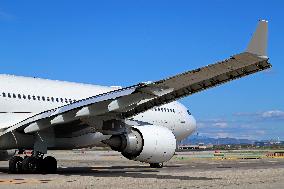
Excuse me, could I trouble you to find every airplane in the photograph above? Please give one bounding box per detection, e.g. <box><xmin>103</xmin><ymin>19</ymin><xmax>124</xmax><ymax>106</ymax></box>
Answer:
<box><xmin>0</xmin><ymin>20</ymin><xmax>271</xmax><ymax>174</ymax></box>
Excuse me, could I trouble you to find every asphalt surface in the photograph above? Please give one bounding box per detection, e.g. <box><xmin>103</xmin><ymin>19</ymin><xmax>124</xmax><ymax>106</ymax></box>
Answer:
<box><xmin>0</xmin><ymin>150</ymin><xmax>284</xmax><ymax>189</ymax></box>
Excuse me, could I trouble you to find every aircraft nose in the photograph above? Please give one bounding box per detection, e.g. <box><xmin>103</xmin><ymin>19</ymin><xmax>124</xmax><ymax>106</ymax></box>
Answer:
<box><xmin>177</xmin><ymin>114</ymin><xmax>197</xmax><ymax>141</ymax></box>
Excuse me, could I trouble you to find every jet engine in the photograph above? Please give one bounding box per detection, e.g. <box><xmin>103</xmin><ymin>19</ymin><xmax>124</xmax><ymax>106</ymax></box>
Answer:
<box><xmin>103</xmin><ymin>125</ymin><xmax>176</xmax><ymax>163</ymax></box>
<box><xmin>0</xmin><ymin>150</ymin><xmax>16</xmax><ymax>161</ymax></box>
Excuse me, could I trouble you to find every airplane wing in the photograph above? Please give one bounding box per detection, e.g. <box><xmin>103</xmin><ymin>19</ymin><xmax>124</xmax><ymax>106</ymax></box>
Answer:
<box><xmin>1</xmin><ymin>20</ymin><xmax>271</xmax><ymax>136</ymax></box>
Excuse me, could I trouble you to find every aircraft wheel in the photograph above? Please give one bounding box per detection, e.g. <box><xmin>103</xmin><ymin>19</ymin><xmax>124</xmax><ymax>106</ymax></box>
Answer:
<box><xmin>43</xmin><ymin>156</ymin><xmax>57</xmax><ymax>174</ymax></box>
<box><xmin>22</xmin><ymin>156</ymin><xmax>42</xmax><ymax>174</ymax></box>
<box><xmin>9</xmin><ymin>156</ymin><xmax>23</xmax><ymax>174</ymax></box>
<box><xmin>150</xmin><ymin>163</ymin><xmax>163</xmax><ymax>168</ymax></box>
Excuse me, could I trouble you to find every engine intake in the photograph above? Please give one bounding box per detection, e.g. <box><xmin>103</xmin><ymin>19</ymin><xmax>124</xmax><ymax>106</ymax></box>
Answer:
<box><xmin>103</xmin><ymin>125</ymin><xmax>176</xmax><ymax>163</ymax></box>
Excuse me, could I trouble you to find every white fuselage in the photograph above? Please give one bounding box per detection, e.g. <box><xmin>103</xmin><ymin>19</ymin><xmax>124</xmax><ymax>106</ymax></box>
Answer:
<box><xmin>0</xmin><ymin>74</ymin><xmax>196</xmax><ymax>148</ymax></box>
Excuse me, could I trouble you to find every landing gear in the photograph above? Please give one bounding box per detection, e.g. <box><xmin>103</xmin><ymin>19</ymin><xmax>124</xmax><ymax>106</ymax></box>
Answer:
<box><xmin>22</xmin><ymin>156</ymin><xmax>43</xmax><ymax>173</ymax></box>
<box><xmin>149</xmin><ymin>162</ymin><xmax>163</xmax><ymax>168</ymax></box>
<box><xmin>9</xmin><ymin>156</ymin><xmax>23</xmax><ymax>174</ymax></box>
<box><xmin>42</xmin><ymin>156</ymin><xmax>57</xmax><ymax>174</ymax></box>
<box><xmin>8</xmin><ymin>152</ymin><xmax>57</xmax><ymax>174</ymax></box>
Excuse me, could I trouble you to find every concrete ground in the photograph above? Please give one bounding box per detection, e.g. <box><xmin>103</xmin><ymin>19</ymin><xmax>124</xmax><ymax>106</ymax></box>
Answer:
<box><xmin>0</xmin><ymin>150</ymin><xmax>284</xmax><ymax>189</ymax></box>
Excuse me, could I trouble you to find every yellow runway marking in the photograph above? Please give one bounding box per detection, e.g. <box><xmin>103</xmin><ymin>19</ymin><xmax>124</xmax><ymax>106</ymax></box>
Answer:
<box><xmin>0</xmin><ymin>178</ymin><xmax>52</xmax><ymax>185</ymax></box>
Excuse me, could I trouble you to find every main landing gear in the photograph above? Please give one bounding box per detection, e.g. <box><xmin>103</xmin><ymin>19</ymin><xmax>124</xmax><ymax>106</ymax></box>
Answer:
<box><xmin>9</xmin><ymin>151</ymin><xmax>57</xmax><ymax>174</ymax></box>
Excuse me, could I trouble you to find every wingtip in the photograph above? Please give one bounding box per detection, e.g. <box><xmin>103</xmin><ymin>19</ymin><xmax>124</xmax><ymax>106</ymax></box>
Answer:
<box><xmin>246</xmin><ymin>20</ymin><xmax>268</xmax><ymax>58</ymax></box>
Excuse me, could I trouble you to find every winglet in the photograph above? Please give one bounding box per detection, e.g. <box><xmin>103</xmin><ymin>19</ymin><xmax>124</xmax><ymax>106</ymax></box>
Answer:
<box><xmin>246</xmin><ymin>20</ymin><xmax>268</xmax><ymax>58</ymax></box>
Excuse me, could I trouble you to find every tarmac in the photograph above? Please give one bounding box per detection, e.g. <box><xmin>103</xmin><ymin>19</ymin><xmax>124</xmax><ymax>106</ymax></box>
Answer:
<box><xmin>0</xmin><ymin>150</ymin><xmax>284</xmax><ymax>189</ymax></box>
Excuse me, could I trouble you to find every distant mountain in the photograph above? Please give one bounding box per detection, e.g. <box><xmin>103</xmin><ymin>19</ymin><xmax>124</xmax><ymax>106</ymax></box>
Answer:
<box><xmin>181</xmin><ymin>135</ymin><xmax>255</xmax><ymax>145</ymax></box>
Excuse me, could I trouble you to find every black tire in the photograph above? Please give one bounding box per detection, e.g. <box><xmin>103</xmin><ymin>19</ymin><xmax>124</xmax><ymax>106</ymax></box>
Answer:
<box><xmin>150</xmin><ymin>163</ymin><xmax>163</xmax><ymax>168</ymax></box>
<box><xmin>9</xmin><ymin>156</ymin><xmax>23</xmax><ymax>174</ymax></box>
<box><xmin>22</xmin><ymin>157</ymin><xmax>42</xmax><ymax>174</ymax></box>
<box><xmin>43</xmin><ymin>156</ymin><xmax>57</xmax><ymax>174</ymax></box>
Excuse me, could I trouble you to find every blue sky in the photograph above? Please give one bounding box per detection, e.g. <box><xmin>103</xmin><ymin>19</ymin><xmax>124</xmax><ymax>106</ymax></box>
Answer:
<box><xmin>0</xmin><ymin>1</ymin><xmax>283</xmax><ymax>140</ymax></box>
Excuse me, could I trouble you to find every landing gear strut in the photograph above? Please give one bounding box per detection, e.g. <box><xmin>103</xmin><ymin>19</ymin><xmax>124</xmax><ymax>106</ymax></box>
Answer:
<box><xmin>9</xmin><ymin>151</ymin><xmax>57</xmax><ymax>174</ymax></box>
<box><xmin>149</xmin><ymin>162</ymin><xmax>163</xmax><ymax>168</ymax></box>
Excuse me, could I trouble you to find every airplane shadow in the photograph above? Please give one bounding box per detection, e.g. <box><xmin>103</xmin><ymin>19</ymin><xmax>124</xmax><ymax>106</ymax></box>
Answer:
<box><xmin>0</xmin><ymin>165</ymin><xmax>220</xmax><ymax>181</ymax></box>
<box><xmin>60</xmin><ymin>167</ymin><xmax>219</xmax><ymax>180</ymax></box>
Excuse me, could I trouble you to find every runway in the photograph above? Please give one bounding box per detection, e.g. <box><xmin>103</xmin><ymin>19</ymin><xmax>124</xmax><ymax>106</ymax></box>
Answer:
<box><xmin>0</xmin><ymin>150</ymin><xmax>284</xmax><ymax>189</ymax></box>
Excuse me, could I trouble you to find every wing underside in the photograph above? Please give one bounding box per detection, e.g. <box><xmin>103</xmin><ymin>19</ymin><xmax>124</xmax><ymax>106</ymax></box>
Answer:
<box><xmin>122</xmin><ymin>52</ymin><xmax>270</xmax><ymax>118</ymax></box>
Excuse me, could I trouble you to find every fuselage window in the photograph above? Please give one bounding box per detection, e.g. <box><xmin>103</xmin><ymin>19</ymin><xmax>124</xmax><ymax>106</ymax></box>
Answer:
<box><xmin>23</xmin><ymin>95</ymin><xmax>26</xmax><ymax>99</ymax></box>
<box><xmin>187</xmin><ymin>110</ymin><xmax>192</xmax><ymax>115</ymax></box>
<box><xmin>42</xmin><ymin>96</ymin><xmax>45</xmax><ymax>101</ymax></box>
<box><xmin>60</xmin><ymin>98</ymin><xmax>63</xmax><ymax>103</ymax></box>
<box><xmin>173</xmin><ymin>109</ymin><xmax>175</xmax><ymax>113</ymax></box>
<box><xmin>69</xmin><ymin>99</ymin><xmax>72</xmax><ymax>103</ymax></box>
<box><xmin>32</xmin><ymin>96</ymin><xmax>36</xmax><ymax>100</ymax></box>
<box><xmin>56</xmin><ymin>98</ymin><xmax>59</xmax><ymax>102</ymax></box>
<box><xmin>37</xmin><ymin>96</ymin><xmax>40</xmax><ymax>101</ymax></box>
<box><xmin>13</xmin><ymin>94</ymin><xmax>16</xmax><ymax>98</ymax></box>
<box><xmin>2</xmin><ymin>92</ymin><xmax>6</xmax><ymax>97</ymax></box>
<box><xmin>46</xmin><ymin>97</ymin><xmax>50</xmax><ymax>101</ymax></box>
<box><xmin>8</xmin><ymin>93</ymin><xmax>11</xmax><ymax>98</ymax></box>
<box><xmin>28</xmin><ymin>95</ymin><xmax>31</xmax><ymax>100</ymax></box>
<box><xmin>18</xmin><ymin>94</ymin><xmax>21</xmax><ymax>99</ymax></box>
<box><xmin>65</xmin><ymin>98</ymin><xmax>68</xmax><ymax>103</ymax></box>
<box><xmin>51</xmin><ymin>97</ymin><xmax>54</xmax><ymax>102</ymax></box>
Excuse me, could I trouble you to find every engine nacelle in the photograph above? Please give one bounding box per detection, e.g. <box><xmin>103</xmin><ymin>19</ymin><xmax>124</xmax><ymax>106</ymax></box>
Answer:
<box><xmin>104</xmin><ymin>125</ymin><xmax>176</xmax><ymax>163</ymax></box>
<box><xmin>0</xmin><ymin>150</ymin><xmax>16</xmax><ymax>161</ymax></box>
